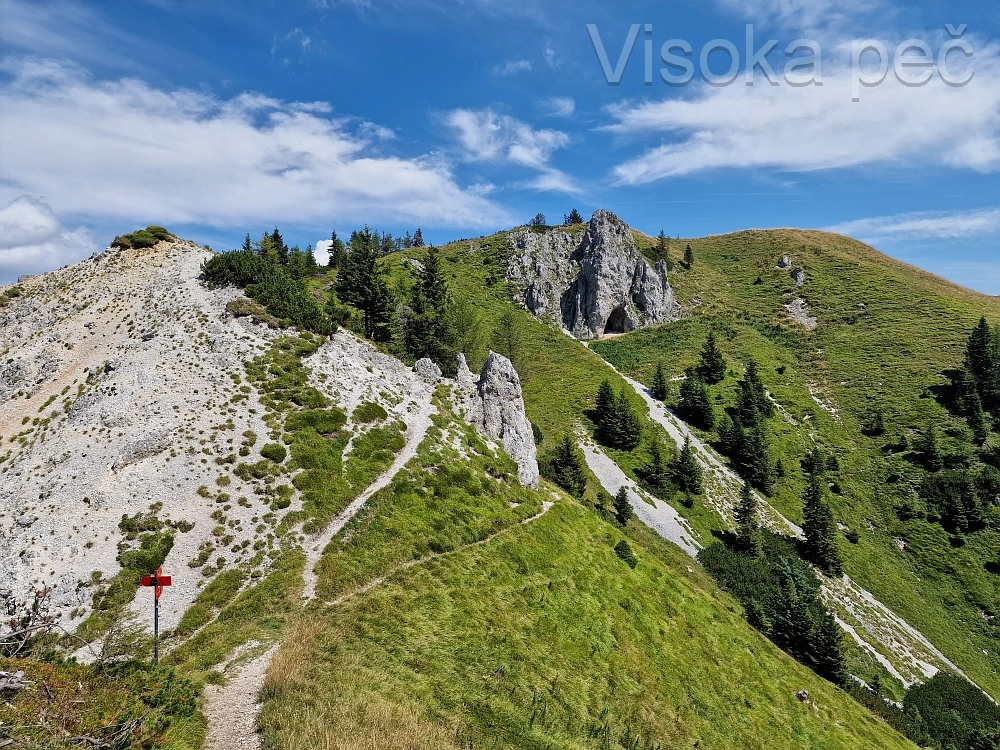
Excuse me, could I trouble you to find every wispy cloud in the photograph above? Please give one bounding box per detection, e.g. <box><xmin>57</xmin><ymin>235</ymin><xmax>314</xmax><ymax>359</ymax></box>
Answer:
<box><xmin>0</xmin><ymin>59</ymin><xmax>510</xmax><ymax>232</ymax></box>
<box><xmin>828</xmin><ymin>208</ymin><xmax>1000</xmax><ymax>241</ymax></box>
<box><xmin>713</xmin><ymin>0</ymin><xmax>886</xmax><ymax>33</ymax></box>
<box><xmin>607</xmin><ymin>44</ymin><xmax>1000</xmax><ymax>184</ymax></box>
<box><xmin>538</xmin><ymin>96</ymin><xmax>575</xmax><ymax>118</ymax></box>
<box><xmin>0</xmin><ymin>196</ymin><xmax>98</xmax><ymax>284</ymax></box>
<box><xmin>494</xmin><ymin>59</ymin><xmax>532</xmax><ymax>76</ymax></box>
<box><xmin>446</xmin><ymin>107</ymin><xmax>577</xmax><ymax>192</ymax></box>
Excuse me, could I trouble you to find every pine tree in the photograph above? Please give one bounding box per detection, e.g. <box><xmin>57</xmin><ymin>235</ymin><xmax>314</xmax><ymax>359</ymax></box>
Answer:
<box><xmin>683</xmin><ymin>243</ymin><xmax>694</xmax><ymax>269</ymax></box>
<box><xmin>678</xmin><ymin>369</ymin><xmax>714</xmax><ymax>430</ymax></box>
<box><xmin>801</xmin><ymin>475</ymin><xmax>843</xmax><ymax>576</ymax></box>
<box><xmin>697</xmin><ymin>331</ymin><xmax>727</xmax><ymax>384</ymax></box>
<box><xmin>566</xmin><ymin>208</ymin><xmax>583</xmax><ymax>224</ymax></box>
<box><xmin>614</xmin><ymin>486</ymin><xmax>633</xmax><ymax>526</ymax></box>
<box><xmin>808</xmin><ymin>607</ymin><xmax>847</xmax><ymax>685</ymax></box>
<box><xmin>611</xmin><ymin>390</ymin><xmax>642</xmax><ymax>450</ymax></box>
<box><xmin>328</xmin><ymin>231</ymin><xmax>347</xmax><ymax>269</ymax></box>
<box><xmin>742</xmin><ymin>420</ymin><xmax>774</xmax><ymax>494</ymax></box>
<box><xmin>596</xmin><ymin>380</ymin><xmax>615</xmax><ymax>421</ymax></box>
<box><xmin>402</xmin><ymin>231</ymin><xmax>413</xmax><ymax>249</ymax></box>
<box><xmin>772</xmin><ymin>571</ymin><xmax>813</xmax><ymax>660</ymax></box>
<box><xmin>651</xmin><ymin>362</ymin><xmax>668</xmax><ymax>401</ymax></box>
<box><xmin>735</xmin><ymin>360</ymin><xmax>774</xmax><ymax>422</ymax></box>
<box><xmin>413</xmin><ymin>228</ymin><xmax>424</xmax><ymax>247</ymax></box>
<box><xmin>674</xmin><ymin>436</ymin><xmax>702</xmax><ymax>494</ymax></box>
<box><xmin>735</xmin><ymin>481</ymin><xmax>762</xmax><ymax>556</ymax></box>
<box><xmin>955</xmin><ymin>365</ymin><xmax>980</xmax><ymax>415</ymax></box>
<box><xmin>968</xmin><ymin>393</ymin><xmax>990</xmax><ymax>445</ymax></box>
<box><xmin>655</xmin><ymin>230</ymin><xmax>669</xmax><ymax>264</ymax></box>
<box><xmin>639</xmin><ymin>438</ymin><xmax>672</xmax><ymax>492</ymax></box>
<box><xmin>336</xmin><ymin>226</ymin><xmax>394</xmax><ymax>341</ymax></box>
<box><xmin>403</xmin><ymin>246</ymin><xmax>452</xmax><ymax>364</ymax></box>
<box><xmin>304</xmin><ymin>244</ymin><xmax>318</xmax><ymax>275</ymax></box>
<box><xmin>241</xmin><ymin>233</ymin><xmax>253</xmax><ymax>253</ymax></box>
<box><xmin>270</xmin><ymin>227</ymin><xmax>288</xmax><ymax>264</ymax></box>
<box><xmin>916</xmin><ymin>420</ymin><xmax>944</xmax><ymax>472</ymax></box>
<box><xmin>545</xmin><ymin>435</ymin><xmax>587</xmax><ymax>498</ymax></box>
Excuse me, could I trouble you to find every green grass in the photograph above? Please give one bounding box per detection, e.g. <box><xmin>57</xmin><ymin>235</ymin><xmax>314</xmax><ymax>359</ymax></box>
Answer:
<box><xmin>259</xmin><ymin>499</ymin><xmax>916</xmax><ymax>749</ymax></box>
<box><xmin>313</xmin><ymin>391</ymin><xmax>544</xmax><ymax>603</ymax></box>
<box><xmin>590</xmin><ymin>228</ymin><xmax>1000</xmax><ymax>698</ymax></box>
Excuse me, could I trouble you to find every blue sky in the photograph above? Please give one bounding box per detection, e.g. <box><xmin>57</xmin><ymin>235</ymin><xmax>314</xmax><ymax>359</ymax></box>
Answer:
<box><xmin>1</xmin><ymin>0</ymin><xmax>999</xmax><ymax>292</ymax></box>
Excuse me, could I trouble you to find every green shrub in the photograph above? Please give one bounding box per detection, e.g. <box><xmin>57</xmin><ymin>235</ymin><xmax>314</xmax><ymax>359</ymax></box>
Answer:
<box><xmin>261</xmin><ymin>443</ymin><xmax>287</xmax><ymax>463</ymax></box>
<box><xmin>353</xmin><ymin>401</ymin><xmax>388</xmax><ymax>423</ymax></box>
<box><xmin>284</xmin><ymin>408</ymin><xmax>347</xmax><ymax>434</ymax></box>
<box><xmin>614</xmin><ymin>539</ymin><xmax>638</xmax><ymax>568</ymax></box>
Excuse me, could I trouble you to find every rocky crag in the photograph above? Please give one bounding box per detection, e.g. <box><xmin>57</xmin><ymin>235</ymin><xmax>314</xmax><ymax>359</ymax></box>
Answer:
<box><xmin>506</xmin><ymin>209</ymin><xmax>678</xmax><ymax>339</ymax></box>
<box><xmin>455</xmin><ymin>352</ymin><xmax>538</xmax><ymax>488</ymax></box>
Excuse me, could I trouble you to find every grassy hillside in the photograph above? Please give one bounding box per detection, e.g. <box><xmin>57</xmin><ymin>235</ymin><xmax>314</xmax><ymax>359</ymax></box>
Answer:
<box><xmin>593</xmin><ymin>228</ymin><xmax>1000</xmax><ymax>698</ymax></box>
<box><xmin>259</xmin><ymin>414</ymin><xmax>916</xmax><ymax>749</ymax></box>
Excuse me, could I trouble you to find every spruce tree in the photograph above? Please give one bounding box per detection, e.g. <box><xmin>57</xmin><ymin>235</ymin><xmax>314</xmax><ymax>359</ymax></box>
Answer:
<box><xmin>614</xmin><ymin>486</ymin><xmax>633</xmax><ymax>526</ymax></box>
<box><xmin>916</xmin><ymin>420</ymin><xmax>944</xmax><ymax>472</ymax></box>
<box><xmin>596</xmin><ymin>380</ymin><xmax>615</xmax><ymax>422</ymax></box>
<box><xmin>336</xmin><ymin>226</ymin><xmax>394</xmax><ymax>341</ymax></box>
<box><xmin>684</xmin><ymin>243</ymin><xmax>694</xmax><ymax>269</ymax></box>
<box><xmin>610</xmin><ymin>390</ymin><xmax>642</xmax><ymax>450</ymax></box>
<box><xmin>305</xmin><ymin>245</ymin><xmax>318</xmax><ymax>275</ymax></box>
<box><xmin>328</xmin><ymin>231</ymin><xmax>347</xmax><ymax>269</ymax></box>
<box><xmin>735</xmin><ymin>481</ymin><xmax>762</xmax><ymax>556</ymax></box>
<box><xmin>678</xmin><ymin>369</ymin><xmax>714</xmax><ymax>430</ymax></box>
<box><xmin>801</xmin><ymin>475</ymin><xmax>843</xmax><ymax>576</ymax></box>
<box><xmin>546</xmin><ymin>435</ymin><xmax>587</xmax><ymax>498</ymax></box>
<box><xmin>674</xmin><ymin>436</ymin><xmax>702</xmax><ymax>494</ymax></box>
<box><xmin>697</xmin><ymin>330</ymin><xmax>727</xmax><ymax>384</ymax></box>
<box><xmin>640</xmin><ymin>438</ymin><xmax>671</xmax><ymax>492</ymax></box>
<box><xmin>651</xmin><ymin>362</ymin><xmax>668</xmax><ymax>401</ymax></box>
<box><xmin>735</xmin><ymin>360</ymin><xmax>774</xmax><ymax>422</ymax></box>
<box><xmin>286</xmin><ymin>246</ymin><xmax>307</xmax><ymax>280</ymax></box>
<box><xmin>742</xmin><ymin>420</ymin><xmax>775</xmax><ymax>494</ymax></box>
<box><xmin>808</xmin><ymin>608</ymin><xmax>847</xmax><ymax>685</ymax></box>
<box><xmin>955</xmin><ymin>365</ymin><xmax>980</xmax><ymax>415</ymax></box>
<box><xmin>566</xmin><ymin>208</ymin><xmax>584</xmax><ymax>224</ymax></box>
<box><xmin>656</xmin><ymin>230</ymin><xmax>669</xmax><ymax>264</ymax></box>
<box><xmin>968</xmin><ymin>393</ymin><xmax>990</xmax><ymax>445</ymax></box>
<box><xmin>413</xmin><ymin>228</ymin><xmax>424</xmax><ymax>247</ymax></box>
<box><xmin>270</xmin><ymin>227</ymin><xmax>288</xmax><ymax>264</ymax></box>
<box><xmin>241</xmin><ymin>233</ymin><xmax>253</xmax><ymax>253</ymax></box>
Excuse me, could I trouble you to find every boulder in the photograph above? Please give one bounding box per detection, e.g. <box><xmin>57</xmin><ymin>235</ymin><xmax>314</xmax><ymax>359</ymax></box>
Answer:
<box><xmin>455</xmin><ymin>352</ymin><xmax>539</xmax><ymax>488</ymax></box>
<box><xmin>413</xmin><ymin>358</ymin><xmax>442</xmax><ymax>382</ymax></box>
<box><xmin>777</xmin><ymin>255</ymin><xmax>792</xmax><ymax>269</ymax></box>
<box><xmin>791</xmin><ymin>267</ymin><xmax>806</xmax><ymax>287</ymax></box>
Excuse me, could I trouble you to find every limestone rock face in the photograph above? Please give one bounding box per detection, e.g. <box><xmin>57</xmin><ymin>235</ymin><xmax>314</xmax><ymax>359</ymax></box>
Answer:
<box><xmin>414</xmin><ymin>357</ymin><xmax>442</xmax><ymax>381</ymax></box>
<box><xmin>506</xmin><ymin>209</ymin><xmax>677</xmax><ymax>339</ymax></box>
<box><xmin>455</xmin><ymin>352</ymin><xmax>539</xmax><ymax>488</ymax></box>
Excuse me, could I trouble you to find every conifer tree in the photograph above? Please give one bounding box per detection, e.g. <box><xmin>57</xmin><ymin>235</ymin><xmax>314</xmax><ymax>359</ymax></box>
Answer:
<box><xmin>916</xmin><ymin>420</ymin><xmax>944</xmax><ymax>472</ymax></box>
<box><xmin>674</xmin><ymin>436</ymin><xmax>702</xmax><ymax>494</ymax></box>
<box><xmin>328</xmin><ymin>231</ymin><xmax>347</xmax><ymax>269</ymax></box>
<box><xmin>492</xmin><ymin>308</ymin><xmax>525</xmax><ymax>374</ymax></box>
<box><xmin>678</xmin><ymin>369</ymin><xmax>714</xmax><ymax>430</ymax></box>
<box><xmin>735</xmin><ymin>360</ymin><xmax>774</xmax><ymax>422</ymax></box>
<box><xmin>565</xmin><ymin>208</ymin><xmax>584</xmax><ymax>224</ymax></box>
<box><xmin>545</xmin><ymin>435</ymin><xmax>587</xmax><ymax>498</ymax></box>
<box><xmin>651</xmin><ymin>362</ymin><xmax>668</xmax><ymax>401</ymax></box>
<box><xmin>802</xmin><ymin>475</ymin><xmax>843</xmax><ymax>576</ymax></box>
<box><xmin>611</xmin><ymin>390</ymin><xmax>642</xmax><ymax>450</ymax></box>
<box><xmin>596</xmin><ymin>380</ymin><xmax>615</xmax><ymax>421</ymax></box>
<box><xmin>955</xmin><ymin>365</ymin><xmax>980</xmax><ymax>416</ymax></box>
<box><xmin>403</xmin><ymin>246</ymin><xmax>452</xmax><ymax>364</ymax></box>
<box><xmin>270</xmin><ymin>227</ymin><xmax>288</xmax><ymax>264</ymax></box>
<box><xmin>413</xmin><ymin>228</ymin><xmax>424</xmax><ymax>247</ymax></box>
<box><xmin>697</xmin><ymin>330</ymin><xmax>727</xmax><ymax>384</ymax></box>
<box><xmin>614</xmin><ymin>486</ymin><xmax>633</xmax><ymax>526</ymax></box>
<box><xmin>742</xmin><ymin>420</ymin><xmax>775</xmax><ymax>494</ymax></box>
<box><xmin>968</xmin><ymin>393</ymin><xmax>990</xmax><ymax>445</ymax></box>
<box><xmin>639</xmin><ymin>438</ymin><xmax>672</xmax><ymax>491</ymax></box>
<box><xmin>735</xmin><ymin>481</ymin><xmax>762</xmax><ymax>556</ymax></box>
<box><xmin>286</xmin><ymin>246</ymin><xmax>306</xmax><ymax>280</ymax></box>
<box><xmin>684</xmin><ymin>243</ymin><xmax>694</xmax><ymax>268</ymax></box>
<box><xmin>304</xmin><ymin>245</ymin><xmax>318</xmax><ymax>275</ymax></box>
<box><xmin>655</xmin><ymin>230</ymin><xmax>669</xmax><ymax>264</ymax></box>
<box><xmin>809</xmin><ymin>608</ymin><xmax>848</xmax><ymax>685</ymax></box>
<box><xmin>336</xmin><ymin>226</ymin><xmax>394</xmax><ymax>341</ymax></box>
<box><xmin>241</xmin><ymin>233</ymin><xmax>253</xmax><ymax>253</ymax></box>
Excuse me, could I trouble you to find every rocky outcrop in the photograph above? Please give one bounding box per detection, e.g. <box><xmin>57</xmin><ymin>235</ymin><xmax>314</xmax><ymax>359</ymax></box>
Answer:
<box><xmin>413</xmin><ymin>358</ymin><xmax>442</xmax><ymax>382</ymax></box>
<box><xmin>506</xmin><ymin>210</ymin><xmax>677</xmax><ymax>339</ymax></box>
<box><xmin>791</xmin><ymin>267</ymin><xmax>806</xmax><ymax>287</ymax></box>
<box><xmin>777</xmin><ymin>255</ymin><xmax>792</xmax><ymax>269</ymax></box>
<box><xmin>455</xmin><ymin>352</ymin><xmax>539</xmax><ymax>488</ymax></box>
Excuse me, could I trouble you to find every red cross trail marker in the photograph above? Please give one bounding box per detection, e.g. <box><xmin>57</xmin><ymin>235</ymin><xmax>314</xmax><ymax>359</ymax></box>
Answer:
<box><xmin>140</xmin><ymin>566</ymin><xmax>172</xmax><ymax>664</ymax></box>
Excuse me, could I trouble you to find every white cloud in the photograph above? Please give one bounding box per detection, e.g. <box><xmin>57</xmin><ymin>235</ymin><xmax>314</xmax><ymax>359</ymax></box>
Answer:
<box><xmin>0</xmin><ymin>59</ymin><xmax>509</xmax><ymax>231</ymax></box>
<box><xmin>608</xmin><ymin>46</ymin><xmax>1000</xmax><ymax>185</ymax></box>
<box><xmin>494</xmin><ymin>59</ymin><xmax>532</xmax><ymax>76</ymax></box>
<box><xmin>446</xmin><ymin>108</ymin><xmax>577</xmax><ymax>193</ymax></box>
<box><xmin>0</xmin><ymin>196</ymin><xmax>98</xmax><ymax>283</ymax></box>
<box><xmin>539</xmin><ymin>96</ymin><xmax>575</xmax><ymax>118</ymax></box>
<box><xmin>828</xmin><ymin>208</ymin><xmax>1000</xmax><ymax>241</ymax></box>
<box><xmin>315</xmin><ymin>238</ymin><xmax>333</xmax><ymax>266</ymax></box>
<box><xmin>543</xmin><ymin>42</ymin><xmax>559</xmax><ymax>69</ymax></box>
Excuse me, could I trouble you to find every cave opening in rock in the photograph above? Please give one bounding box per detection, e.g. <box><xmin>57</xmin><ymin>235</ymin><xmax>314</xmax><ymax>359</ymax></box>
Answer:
<box><xmin>604</xmin><ymin>307</ymin><xmax>629</xmax><ymax>335</ymax></box>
